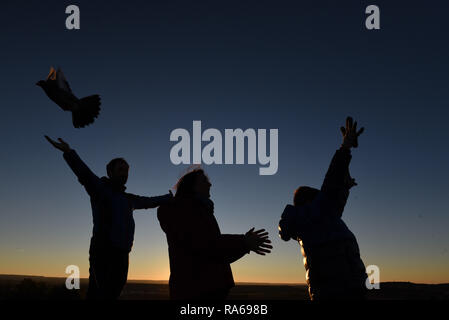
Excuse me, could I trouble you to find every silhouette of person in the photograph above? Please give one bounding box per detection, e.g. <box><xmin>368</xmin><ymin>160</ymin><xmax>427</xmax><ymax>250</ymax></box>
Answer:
<box><xmin>157</xmin><ymin>169</ymin><xmax>272</xmax><ymax>300</ymax></box>
<box><xmin>278</xmin><ymin>117</ymin><xmax>368</xmax><ymax>300</ymax></box>
<box><xmin>45</xmin><ymin>136</ymin><xmax>173</xmax><ymax>300</ymax></box>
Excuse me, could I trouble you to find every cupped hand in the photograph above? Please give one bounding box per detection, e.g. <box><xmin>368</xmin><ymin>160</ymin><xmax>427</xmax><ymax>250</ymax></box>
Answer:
<box><xmin>45</xmin><ymin>135</ymin><xmax>72</xmax><ymax>153</ymax></box>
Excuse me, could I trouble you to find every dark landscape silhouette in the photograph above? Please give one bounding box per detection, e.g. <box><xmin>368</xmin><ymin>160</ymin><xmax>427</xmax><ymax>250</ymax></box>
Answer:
<box><xmin>1</xmin><ymin>275</ymin><xmax>448</xmax><ymax>300</ymax></box>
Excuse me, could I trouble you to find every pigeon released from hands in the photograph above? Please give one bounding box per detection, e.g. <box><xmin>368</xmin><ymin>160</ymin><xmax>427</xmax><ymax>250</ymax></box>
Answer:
<box><xmin>36</xmin><ymin>67</ymin><xmax>101</xmax><ymax>128</ymax></box>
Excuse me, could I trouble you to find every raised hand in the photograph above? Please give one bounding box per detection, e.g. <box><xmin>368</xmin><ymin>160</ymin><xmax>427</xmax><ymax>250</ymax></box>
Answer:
<box><xmin>340</xmin><ymin>116</ymin><xmax>364</xmax><ymax>149</ymax></box>
<box><xmin>244</xmin><ymin>228</ymin><xmax>273</xmax><ymax>255</ymax></box>
<box><xmin>44</xmin><ymin>135</ymin><xmax>72</xmax><ymax>153</ymax></box>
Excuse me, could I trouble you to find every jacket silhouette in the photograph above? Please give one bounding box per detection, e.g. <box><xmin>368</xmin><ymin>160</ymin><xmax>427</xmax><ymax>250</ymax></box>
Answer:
<box><xmin>158</xmin><ymin>196</ymin><xmax>249</xmax><ymax>300</ymax></box>
<box><xmin>63</xmin><ymin>149</ymin><xmax>172</xmax><ymax>299</ymax></box>
<box><xmin>279</xmin><ymin>147</ymin><xmax>368</xmax><ymax>300</ymax></box>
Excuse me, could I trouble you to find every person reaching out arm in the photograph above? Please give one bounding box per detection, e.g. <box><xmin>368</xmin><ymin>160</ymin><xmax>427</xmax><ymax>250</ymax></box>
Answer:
<box><xmin>45</xmin><ymin>136</ymin><xmax>109</xmax><ymax>200</ymax></box>
<box><xmin>318</xmin><ymin>117</ymin><xmax>364</xmax><ymax>219</ymax></box>
<box><xmin>45</xmin><ymin>135</ymin><xmax>174</xmax><ymax>299</ymax></box>
<box><xmin>278</xmin><ymin>116</ymin><xmax>368</xmax><ymax>301</ymax></box>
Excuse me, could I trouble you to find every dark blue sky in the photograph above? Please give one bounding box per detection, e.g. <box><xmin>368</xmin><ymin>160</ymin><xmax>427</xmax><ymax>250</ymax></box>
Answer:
<box><xmin>1</xmin><ymin>0</ymin><xmax>448</xmax><ymax>282</ymax></box>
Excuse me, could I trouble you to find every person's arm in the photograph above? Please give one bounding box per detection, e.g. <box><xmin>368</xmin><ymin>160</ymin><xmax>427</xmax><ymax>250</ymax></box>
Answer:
<box><xmin>209</xmin><ymin>234</ymin><xmax>250</xmax><ymax>264</ymax></box>
<box><xmin>321</xmin><ymin>148</ymin><xmax>352</xmax><ymax>193</ymax></box>
<box><xmin>177</xmin><ymin>213</ymin><xmax>271</xmax><ymax>264</ymax></box>
<box><xmin>130</xmin><ymin>192</ymin><xmax>173</xmax><ymax>210</ymax></box>
<box><xmin>317</xmin><ymin>117</ymin><xmax>364</xmax><ymax>219</ymax></box>
<box><xmin>317</xmin><ymin>148</ymin><xmax>352</xmax><ymax>218</ymax></box>
<box><xmin>218</xmin><ymin>228</ymin><xmax>273</xmax><ymax>263</ymax></box>
<box><xmin>63</xmin><ymin>150</ymin><xmax>108</xmax><ymax>199</ymax></box>
<box><xmin>45</xmin><ymin>136</ymin><xmax>107</xmax><ymax>199</ymax></box>
<box><xmin>188</xmin><ymin>229</ymin><xmax>271</xmax><ymax>264</ymax></box>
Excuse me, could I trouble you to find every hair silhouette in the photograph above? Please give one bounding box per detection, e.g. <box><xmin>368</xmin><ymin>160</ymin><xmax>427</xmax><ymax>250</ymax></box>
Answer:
<box><xmin>174</xmin><ymin>168</ymin><xmax>208</xmax><ymax>197</ymax></box>
<box><xmin>293</xmin><ymin>186</ymin><xmax>319</xmax><ymax>207</ymax></box>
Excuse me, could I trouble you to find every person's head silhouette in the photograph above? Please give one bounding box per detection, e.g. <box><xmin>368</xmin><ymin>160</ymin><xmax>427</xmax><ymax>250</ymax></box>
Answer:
<box><xmin>106</xmin><ymin>158</ymin><xmax>129</xmax><ymax>186</ymax></box>
<box><xmin>175</xmin><ymin>169</ymin><xmax>211</xmax><ymax>198</ymax></box>
<box><xmin>293</xmin><ymin>186</ymin><xmax>319</xmax><ymax>207</ymax></box>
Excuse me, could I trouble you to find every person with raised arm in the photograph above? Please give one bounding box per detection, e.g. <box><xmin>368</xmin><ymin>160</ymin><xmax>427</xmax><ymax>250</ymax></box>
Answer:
<box><xmin>278</xmin><ymin>117</ymin><xmax>368</xmax><ymax>300</ymax></box>
<box><xmin>45</xmin><ymin>136</ymin><xmax>173</xmax><ymax>299</ymax></box>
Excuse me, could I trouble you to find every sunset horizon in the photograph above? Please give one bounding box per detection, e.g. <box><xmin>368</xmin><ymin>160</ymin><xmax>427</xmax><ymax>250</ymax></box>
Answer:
<box><xmin>1</xmin><ymin>0</ymin><xmax>448</xmax><ymax>306</ymax></box>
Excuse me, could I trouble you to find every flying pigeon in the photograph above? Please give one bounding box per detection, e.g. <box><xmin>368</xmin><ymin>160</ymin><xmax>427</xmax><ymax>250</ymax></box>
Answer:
<box><xmin>36</xmin><ymin>67</ymin><xmax>101</xmax><ymax>128</ymax></box>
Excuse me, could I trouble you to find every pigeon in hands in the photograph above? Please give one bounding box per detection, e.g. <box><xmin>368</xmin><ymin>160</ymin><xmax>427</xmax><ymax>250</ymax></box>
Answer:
<box><xmin>36</xmin><ymin>67</ymin><xmax>101</xmax><ymax>128</ymax></box>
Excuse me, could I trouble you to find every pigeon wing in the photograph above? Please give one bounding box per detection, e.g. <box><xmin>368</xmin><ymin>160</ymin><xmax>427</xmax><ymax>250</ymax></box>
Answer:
<box><xmin>56</xmin><ymin>67</ymin><xmax>73</xmax><ymax>94</ymax></box>
<box><xmin>46</xmin><ymin>66</ymin><xmax>57</xmax><ymax>81</ymax></box>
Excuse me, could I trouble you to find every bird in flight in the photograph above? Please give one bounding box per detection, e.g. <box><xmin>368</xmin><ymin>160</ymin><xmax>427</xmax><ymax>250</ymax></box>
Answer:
<box><xmin>36</xmin><ymin>67</ymin><xmax>101</xmax><ymax>128</ymax></box>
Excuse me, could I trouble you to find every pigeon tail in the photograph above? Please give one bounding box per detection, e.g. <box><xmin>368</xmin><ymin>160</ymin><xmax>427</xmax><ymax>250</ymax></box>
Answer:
<box><xmin>72</xmin><ymin>95</ymin><xmax>101</xmax><ymax>128</ymax></box>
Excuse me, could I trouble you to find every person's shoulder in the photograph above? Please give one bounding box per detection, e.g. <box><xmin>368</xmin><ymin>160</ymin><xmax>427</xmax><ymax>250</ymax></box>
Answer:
<box><xmin>157</xmin><ymin>197</ymin><xmax>193</xmax><ymax>223</ymax></box>
<box><xmin>99</xmin><ymin>176</ymin><xmax>115</xmax><ymax>190</ymax></box>
<box><xmin>170</xmin><ymin>197</ymin><xmax>198</xmax><ymax>212</ymax></box>
<box><xmin>158</xmin><ymin>197</ymin><xmax>183</xmax><ymax>212</ymax></box>
<box><xmin>175</xmin><ymin>196</ymin><xmax>196</xmax><ymax>206</ymax></box>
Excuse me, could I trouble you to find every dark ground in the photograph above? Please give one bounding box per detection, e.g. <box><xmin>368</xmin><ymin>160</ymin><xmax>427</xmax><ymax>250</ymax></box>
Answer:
<box><xmin>1</xmin><ymin>275</ymin><xmax>448</xmax><ymax>300</ymax></box>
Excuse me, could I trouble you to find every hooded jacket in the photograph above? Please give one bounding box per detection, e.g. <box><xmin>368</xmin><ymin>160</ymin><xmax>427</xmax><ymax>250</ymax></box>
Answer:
<box><xmin>63</xmin><ymin>149</ymin><xmax>172</xmax><ymax>252</ymax></box>
<box><xmin>279</xmin><ymin>148</ymin><xmax>367</xmax><ymax>299</ymax></box>
<box><xmin>157</xmin><ymin>196</ymin><xmax>249</xmax><ymax>299</ymax></box>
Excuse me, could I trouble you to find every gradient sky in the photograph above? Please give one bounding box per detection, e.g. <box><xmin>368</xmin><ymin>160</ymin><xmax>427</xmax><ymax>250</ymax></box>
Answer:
<box><xmin>1</xmin><ymin>0</ymin><xmax>448</xmax><ymax>284</ymax></box>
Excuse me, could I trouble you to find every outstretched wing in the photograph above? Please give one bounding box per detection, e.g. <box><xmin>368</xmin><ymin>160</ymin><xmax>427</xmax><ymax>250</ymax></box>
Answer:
<box><xmin>56</xmin><ymin>67</ymin><xmax>73</xmax><ymax>94</ymax></box>
<box><xmin>46</xmin><ymin>66</ymin><xmax>57</xmax><ymax>81</ymax></box>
